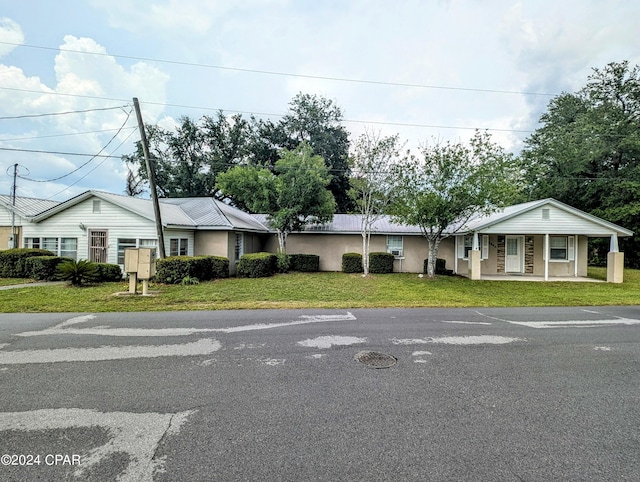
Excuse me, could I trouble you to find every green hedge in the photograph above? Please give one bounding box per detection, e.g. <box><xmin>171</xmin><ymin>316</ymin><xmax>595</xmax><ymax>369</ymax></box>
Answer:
<box><xmin>155</xmin><ymin>256</ymin><xmax>229</xmax><ymax>284</ymax></box>
<box><xmin>342</xmin><ymin>252</ymin><xmax>363</xmax><ymax>273</ymax></box>
<box><xmin>95</xmin><ymin>263</ymin><xmax>123</xmax><ymax>282</ymax></box>
<box><xmin>289</xmin><ymin>254</ymin><xmax>320</xmax><ymax>272</ymax></box>
<box><xmin>237</xmin><ymin>252</ymin><xmax>277</xmax><ymax>278</ymax></box>
<box><xmin>369</xmin><ymin>252</ymin><xmax>395</xmax><ymax>274</ymax></box>
<box><xmin>25</xmin><ymin>256</ymin><xmax>71</xmax><ymax>281</ymax></box>
<box><xmin>0</xmin><ymin>248</ymin><xmax>56</xmax><ymax>278</ymax></box>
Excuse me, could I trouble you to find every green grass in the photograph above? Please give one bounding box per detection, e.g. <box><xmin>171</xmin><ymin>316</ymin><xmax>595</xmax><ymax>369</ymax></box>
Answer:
<box><xmin>0</xmin><ymin>267</ymin><xmax>638</xmax><ymax>313</ymax></box>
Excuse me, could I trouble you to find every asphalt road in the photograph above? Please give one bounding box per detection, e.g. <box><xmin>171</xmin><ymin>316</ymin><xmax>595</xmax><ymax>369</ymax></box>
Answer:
<box><xmin>0</xmin><ymin>306</ymin><xmax>639</xmax><ymax>481</ymax></box>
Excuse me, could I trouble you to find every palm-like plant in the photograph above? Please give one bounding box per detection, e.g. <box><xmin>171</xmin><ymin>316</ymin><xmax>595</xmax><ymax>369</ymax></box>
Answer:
<box><xmin>57</xmin><ymin>259</ymin><xmax>99</xmax><ymax>286</ymax></box>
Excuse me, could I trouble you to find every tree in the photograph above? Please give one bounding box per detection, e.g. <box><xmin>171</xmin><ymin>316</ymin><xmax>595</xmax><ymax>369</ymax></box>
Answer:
<box><xmin>278</xmin><ymin>93</ymin><xmax>353</xmax><ymax>212</ymax></box>
<box><xmin>390</xmin><ymin>131</ymin><xmax>521</xmax><ymax>278</ymax></box>
<box><xmin>123</xmin><ymin>112</ymin><xmax>252</xmax><ymax>198</ymax></box>
<box><xmin>523</xmin><ymin>61</ymin><xmax>640</xmax><ymax>267</ymax></box>
<box><xmin>349</xmin><ymin>129</ymin><xmax>407</xmax><ymax>276</ymax></box>
<box><xmin>217</xmin><ymin>143</ymin><xmax>335</xmax><ymax>253</ymax></box>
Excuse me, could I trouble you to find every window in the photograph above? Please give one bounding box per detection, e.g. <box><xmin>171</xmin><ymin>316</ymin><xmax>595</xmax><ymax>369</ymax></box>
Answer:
<box><xmin>234</xmin><ymin>233</ymin><xmax>244</xmax><ymax>262</ymax></box>
<box><xmin>60</xmin><ymin>238</ymin><xmax>78</xmax><ymax>259</ymax></box>
<box><xmin>460</xmin><ymin>235</ymin><xmax>488</xmax><ymax>260</ymax></box>
<box><xmin>92</xmin><ymin>200</ymin><xmax>101</xmax><ymax>213</ymax></box>
<box><xmin>170</xmin><ymin>238</ymin><xmax>188</xmax><ymax>256</ymax></box>
<box><xmin>550</xmin><ymin>236</ymin><xmax>568</xmax><ymax>260</ymax></box>
<box><xmin>117</xmin><ymin>238</ymin><xmax>137</xmax><ymax>265</ymax></box>
<box><xmin>42</xmin><ymin>237</ymin><xmax>58</xmax><ymax>252</ymax></box>
<box><xmin>386</xmin><ymin>235</ymin><xmax>403</xmax><ymax>257</ymax></box>
<box><xmin>24</xmin><ymin>237</ymin><xmax>40</xmax><ymax>249</ymax></box>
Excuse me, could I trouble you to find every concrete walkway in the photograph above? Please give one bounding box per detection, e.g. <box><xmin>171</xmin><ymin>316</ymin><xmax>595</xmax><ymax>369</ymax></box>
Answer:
<box><xmin>480</xmin><ymin>275</ymin><xmax>603</xmax><ymax>282</ymax></box>
<box><xmin>0</xmin><ymin>281</ymin><xmax>66</xmax><ymax>290</ymax></box>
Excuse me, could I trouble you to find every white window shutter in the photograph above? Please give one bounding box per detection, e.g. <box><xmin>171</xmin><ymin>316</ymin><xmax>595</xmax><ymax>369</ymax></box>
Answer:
<box><xmin>457</xmin><ymin>235</ymin><xmax>465</xmax><ymax>258</ymax></box>
<box><xmin>482</xmin><ymin>235</ymin><xmax>489</xmax><ymax>260</ymax></box>
<box><xmin>568</xmin><ymin>236</ymin><xmax>575</xmax><ymax>260</ymax></box>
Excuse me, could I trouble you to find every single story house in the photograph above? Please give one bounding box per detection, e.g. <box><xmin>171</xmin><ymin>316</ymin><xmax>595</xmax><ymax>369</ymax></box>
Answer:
<box><xmin>24</xmin><ymin>190</ymin><xmax>270</xmax><ymax>275</ymax></box>
<box><xmin>14</xmin><ymin>190</ymin><xmax>633</xmax><ymax>282</ymax></box>
<box><xmin>257</xmin><ymin>198</ymin><xmax>632</xmax><ymax>283</ymax></box>
<box><xmin>0</xmin><ymin>195</ymin><xmax>60</xmax><ymax>249</ymax></box>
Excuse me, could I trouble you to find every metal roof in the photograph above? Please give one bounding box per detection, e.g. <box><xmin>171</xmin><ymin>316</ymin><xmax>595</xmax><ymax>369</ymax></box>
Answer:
<box><xmin>0</xmin><ymin>194</ymin><xmax>60</xmax><ymax>219</ymax></box>
<box><xmin>31</xmin><ymin>190</ymin><xmax>270</xmax><ymax>232</ymax></box>
<box><xmin>252</xmin><ymin>214</ymin><xmax>424</xmax><ymax>235</ymax></box>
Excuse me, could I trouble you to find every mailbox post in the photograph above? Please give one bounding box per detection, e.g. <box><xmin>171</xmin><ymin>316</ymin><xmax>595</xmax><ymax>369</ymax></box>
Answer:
<box><xmin>124</xmin><ymin>248</ymin><xmax>156</xmax><ymax>295</ymax></box>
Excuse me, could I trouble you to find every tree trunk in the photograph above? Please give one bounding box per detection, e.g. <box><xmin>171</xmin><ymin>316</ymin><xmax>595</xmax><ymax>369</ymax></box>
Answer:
<box><xmin>277</xmin><ymin>231</ymin><xmax>286</xmax><ymax>254</ymax></box>
<box><xmin>362</xmin><ymin>230</ymin><xmax>370</xmax><ymax>276</ymax></box>
<box><xmin>426</xmin><ymin>236</ymin><xmax>441</xmax><ymax>278</ymax></box>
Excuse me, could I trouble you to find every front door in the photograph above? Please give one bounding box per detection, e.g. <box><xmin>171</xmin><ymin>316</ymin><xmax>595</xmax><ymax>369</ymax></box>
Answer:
<box><xmin>505</xmin><ymin>236</ymin><xmax>522</xmax><ymax>273</ymax></box>
<box><xmin>89</xmin><ymin>230</ymin><xmax>108</xmax><ymax>263</ymax></box>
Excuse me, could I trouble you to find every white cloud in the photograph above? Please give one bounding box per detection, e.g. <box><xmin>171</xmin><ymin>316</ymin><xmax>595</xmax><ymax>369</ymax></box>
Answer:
<box><xmin>0</xmin><ymin>17</ymin><xmax>23</xmax><ymax>57</ymax></box>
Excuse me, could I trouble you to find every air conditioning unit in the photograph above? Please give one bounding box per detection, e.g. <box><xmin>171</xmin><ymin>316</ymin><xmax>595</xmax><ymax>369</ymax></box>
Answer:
<box><xmin>391</xmin><ymin>249</ymin><xmax>402</xmax><ymax>257</ymax></box>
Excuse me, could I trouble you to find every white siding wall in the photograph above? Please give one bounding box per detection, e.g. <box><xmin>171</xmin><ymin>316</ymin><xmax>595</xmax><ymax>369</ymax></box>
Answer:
<box><xmin>22</xmin><ymin>197</ymin><xmax>158</xmax><ymax>264</ymax></box>
<box><xmin>0</xmin><ymin>206</ymin><xmax>25</xmax><ymax>226</ymax></box>
<box><xmin>483</xmin><ymin>205</ymin><xmax>619</xmax><ymax>235</ymax></box>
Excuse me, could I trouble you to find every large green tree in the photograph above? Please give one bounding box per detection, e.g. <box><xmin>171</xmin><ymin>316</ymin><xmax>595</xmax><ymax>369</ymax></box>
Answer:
<box><xmin>390</xmin><ymin>131</ymin><xmax>521</xmax><ymax>277</ymax></box>
<box><xmin>216</xmin><ymin>143</ymin><xmax>335</xmax><ymax>253</ymax></box>
<box><xmin>123</xmin><ymin>112</ymin><xmax>251</xmax><ymax>198</ymax></box>
<box><xmin>523</xmin><ymin>61</ymin><xmax>640</xmax><ymax>266</ymax></box>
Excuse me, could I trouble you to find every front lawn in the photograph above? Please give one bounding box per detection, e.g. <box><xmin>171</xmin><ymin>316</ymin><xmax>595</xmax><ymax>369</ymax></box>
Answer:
<box><xmin>0</xmin><ymin>267</ymin><xmax>638</xmax><ymax>313</ymax></box>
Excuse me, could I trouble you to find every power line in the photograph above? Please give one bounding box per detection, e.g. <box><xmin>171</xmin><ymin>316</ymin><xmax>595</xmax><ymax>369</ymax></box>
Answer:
<box><xmin>16</xmin><ymin>108</ymin><xmax>133</xmax><ymax>183</ymax></box>
<box><xmin>0</xmin><ymin>126</ymin><xmax>138</xmax><ymax>142</ymax></box>
<box><xmin>0</xmin><ymin>40</ymin><xmax>557</xmax><ymax>97</ymax></box>
<box><xmin>0</xmin><ymin>104</ymin><xmax>130</xmax><ymax>120</ymax></box>
<box><xmin>0</xmin><ymin>86</ymin><xmax>538</xmax><ymax>135</ymax></box>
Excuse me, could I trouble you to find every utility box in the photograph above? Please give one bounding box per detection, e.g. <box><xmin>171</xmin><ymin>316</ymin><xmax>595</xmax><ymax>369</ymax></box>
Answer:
<box><xmin>137</xmin><ymin>248</ymin><xmax>156</xmax><ymax>279</ymax></box>
<box><xmin>124</xmin><ymin>248</ymin><xmax>156</xmax><ymax>295</ymax></box>
<box><xmin>124</xmin><ymin>248</ymin><xmax>155</xmax><ymax>279</ymax></box>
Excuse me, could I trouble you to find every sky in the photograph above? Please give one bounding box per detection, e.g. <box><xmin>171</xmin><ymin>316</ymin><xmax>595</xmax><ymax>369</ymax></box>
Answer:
<box><xmin>0</xmin><ymin>0</ymin><xmax>638</xmax><ymax>201</ymax></box>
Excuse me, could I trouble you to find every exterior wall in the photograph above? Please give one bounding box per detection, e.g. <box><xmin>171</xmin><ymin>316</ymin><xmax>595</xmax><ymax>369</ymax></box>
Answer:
<box><xmin>22</xmin><ymin>198</ymin><xmax>157</xmax><ymax>265</ymax></box>
<box><xmin>0</xmin><ymin>226</ymin><xmax>21</xmax><ymax>249</ymax></box>
<box><xmin>283</xmin><ymin>233</ymin><xmax>434</xmax><ymax>272</ymax></box>
<box><xmin>194</xmin><ymin>231</ymin><xmax>229</xmax><ymax>258</ymax></box>
<box><xmin>456</xmin><ymin>233</ymin><xmax>590</xmax><ymax>278</ymax></box>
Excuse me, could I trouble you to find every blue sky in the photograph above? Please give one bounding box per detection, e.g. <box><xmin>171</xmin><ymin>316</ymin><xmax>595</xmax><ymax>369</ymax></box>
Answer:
<box><xmin>1</xmin><ymin>0</ymin><xmax>639</xmax><ymax>200</ymax></box>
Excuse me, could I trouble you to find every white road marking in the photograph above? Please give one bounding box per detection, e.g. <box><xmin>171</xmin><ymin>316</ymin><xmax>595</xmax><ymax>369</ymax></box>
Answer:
<box><xmin>441</xmin><ymin>321</ymin><xmax>492</xmax><ymax>325</ymax></box>
<box><xmin>414</xmin><ymin>359</ymin><xmax>429</xmax><ymax>364</ymax></box>
<box><xmin>412</xmin><ymin>351</ymin><xmax>433</xmax><ymax>356</ymax></box>
<box><xmin>306</xmin><ymin>354</ymin><xmax>325</xmax><ymax>359</ymax></box>
<box><xmin>393</xmin><ymin>336</ymin><xmax>525</xmax><ymax>345</ymax></box>
<box><xmin>259</xmin><ymin>358</ymin><xmax>285</xmax><ymax>366</ymax></box>
<box><xmin>503</xmin><ymin>318</ymin><xmax>640</xmax><ymax>329</ymax></box>
<box><xmin>16</xmin><ymin>312</ymin><xmax>357</xmax><ymax>337</ymax></box>
<box><xmin>594</xmin><ymin>346</ymin><xmax>612</xmax><ymax>351</ymax></box>
<box><xmin>0</xmin><ymin>408</ymin><xmax>195</xmax><ymax>482</ymax></box>
<box><xmin>297</xmin><ymin>335</ymin><xmax>368</xmax><ymax>349</ymax></box>
<box><xmin>0</xmin><ymin>338</ymin><xmax>221</xmax><ymax>365</ymax></box>
<box><xmin>582</xmin><ymin>309</ymin><xmax>602</xmax><ymax>314</ymax></box>
<box><xmin>475</xmin><ymin>310</ymin><xmax>640</xmax><ymax>329</ymax></box>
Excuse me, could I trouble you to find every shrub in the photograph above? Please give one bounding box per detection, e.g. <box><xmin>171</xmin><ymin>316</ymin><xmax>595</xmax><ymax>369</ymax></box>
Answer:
<box><xmin>0</xmin><ymin>248</ymin><xmax>55</xmax><ymax>278</ymax></box>
<box><xmin>95</xmin><ymin>263</ymin><xmax>123</xmax><ymax>282</ymax></box>
<box><xmin>276</xmin><ymin>253</ymin><xmax>291</xmax><ymax>273</ymax></box>
<box><xmin>57</xmin><ymin>259</ymin><xmax>99</xmax><ymax>286</ymax></box>
<box><xmin>237</xmin><ymin>252</ymin><xmax>277</xmax><ymax>278</ymax></box>
<box><xmin>289</xmin><ymin>254</ymin><xmax>320</xmax><ymax>272</ymax></box>
<box><xmin>155</xmin><ymin>256</ymin><xmax>229</xmax><ymax>284</ymax></box>
<box><xmin>342</xmin><ymin>252</ymin><xmax>363</xmax><ymax>273</ymax></box>
<box><xmin>369</xmin><ymin>252</ymin><xmax>395</xmax><ymax>274</ymax></box>
<box><xmin>25</xmin><ymin>256</ymin><xmax>71</xmax><ymax>281</ymax></box>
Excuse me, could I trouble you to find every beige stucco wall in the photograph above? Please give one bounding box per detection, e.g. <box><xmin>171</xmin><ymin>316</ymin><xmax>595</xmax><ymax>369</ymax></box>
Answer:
<box><xmin>0</xmin><ymin>226</ymin><xmax>21</xmax><ymax>249</ymax></box>
<box><xmin>194</xmin><ymin>231</ymin><xmax>267</xmax><ymax>275</ymax></box>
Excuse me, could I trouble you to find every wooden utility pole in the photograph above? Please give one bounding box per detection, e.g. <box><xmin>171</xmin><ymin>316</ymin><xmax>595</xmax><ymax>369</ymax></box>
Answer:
<box><xmin>133</xmin><ymin>97</ymin><xmax>166</xmax><ymax>258</ymax></box>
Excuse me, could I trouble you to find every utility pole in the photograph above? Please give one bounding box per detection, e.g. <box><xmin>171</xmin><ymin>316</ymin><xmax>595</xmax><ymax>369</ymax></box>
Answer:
<box><xmin>133</xmin><ymin>97</ymin><xmax>166</xmax><ymax>258</ymax></box>
<box><xmin>10</xmin><ymin>163</ymin><xmax>17</xmax><ymax>249</ymax></box>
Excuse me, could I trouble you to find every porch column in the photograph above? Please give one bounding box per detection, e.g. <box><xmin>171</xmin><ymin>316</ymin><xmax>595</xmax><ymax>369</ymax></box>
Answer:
<box><xmin>607</xmin><ymin>234</ymin><xmax>624</xmax><ymax>283</ymax></box>
<box><xmin>469</xmin><ymin>232</ymin><xmax>481</xmax><ymax>280</ymax></box>
<box><xmin>544</xmin><ymin>233</ymin><xmax>549</xmax><ymax>281</ymax></box>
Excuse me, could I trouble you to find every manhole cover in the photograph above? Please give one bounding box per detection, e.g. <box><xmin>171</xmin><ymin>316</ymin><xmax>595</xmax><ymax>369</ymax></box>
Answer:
<box><xmin>354</xmin><ymin>351</ymin><xmax>397</xmax><ymax>369</ymax></box>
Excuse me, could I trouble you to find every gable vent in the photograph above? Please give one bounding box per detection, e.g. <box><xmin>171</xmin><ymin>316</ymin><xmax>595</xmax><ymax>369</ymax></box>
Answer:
<box><xmin>542</xmin><ymin>208</ymin><xmax>550</xmax><ymax>220</ymax></box>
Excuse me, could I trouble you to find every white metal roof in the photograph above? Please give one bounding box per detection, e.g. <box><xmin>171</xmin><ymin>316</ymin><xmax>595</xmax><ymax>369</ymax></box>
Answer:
<box><xmin>0</xmin><ymin>194</ymin><xmax>60</xmax><ymax>219</ymax></box>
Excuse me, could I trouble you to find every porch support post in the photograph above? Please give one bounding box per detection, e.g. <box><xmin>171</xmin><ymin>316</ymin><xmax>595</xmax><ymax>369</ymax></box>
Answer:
<box><xmin>607</xmin><ymin>233</ymin><xmax>624</xmax><ymax>283</ymax></box>
<box><xmin>469</xmin><ymin>232</ymin><xmax>481</xmax><ymax>280</ymax></box>
<box><xmin>574</xmin><ymin>235</ymin><xmax>578</xmax><ymax>277</ymax></box>
<box><xmin>454</xmin><ymin>236</ymin><xmax>458</xmax><ymax>274</ymax></box>
<box><xmin>544</xmin><ymin>233</ymin><xmax>549</xmax><ymax>281</ymax></box>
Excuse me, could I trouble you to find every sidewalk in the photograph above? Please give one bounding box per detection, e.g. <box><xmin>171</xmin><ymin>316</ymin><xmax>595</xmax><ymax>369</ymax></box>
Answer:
<box><xmin>0</xmin><ymin>281</ymin><xmax>66</xmax><ymax>290</ymax></box>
